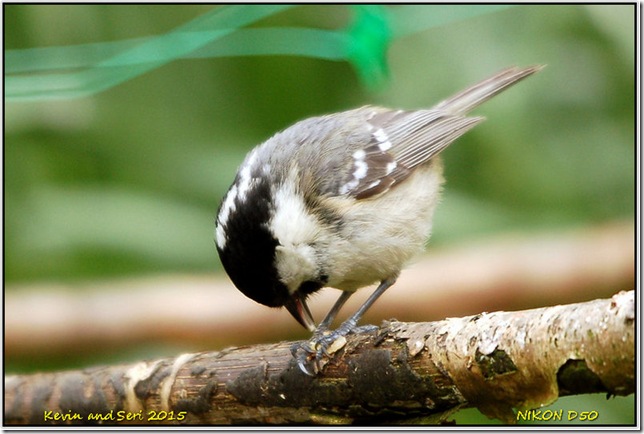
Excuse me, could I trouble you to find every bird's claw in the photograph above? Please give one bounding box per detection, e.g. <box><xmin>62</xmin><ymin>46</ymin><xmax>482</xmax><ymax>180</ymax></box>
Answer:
<box><xmin>293</xmin><ymin>341</ymin><xmax>322</xmax><ymax>376</ymax></box>
<box><xmin>297</xmin><ymin>354</ymin><xmax>318</xmax><ymax>377</ymax></box>
<box><xmin>293</xmin><ymin>327</ymin><xmax>353</xmax><ymax>376</ymax></box>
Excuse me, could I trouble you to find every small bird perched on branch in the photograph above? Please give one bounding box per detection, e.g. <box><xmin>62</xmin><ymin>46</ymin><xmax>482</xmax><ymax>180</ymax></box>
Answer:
<box><xmin>215</xmin><ymin>65</ymin><xmax>543</xmax><ymax>375</ymax></box>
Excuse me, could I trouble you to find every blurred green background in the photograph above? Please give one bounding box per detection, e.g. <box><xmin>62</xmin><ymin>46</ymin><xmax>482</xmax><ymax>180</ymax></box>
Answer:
<box><xmin>4</xmin><ymin>4</ymin><xmax>635</xmax><ymax>425</ymax></box>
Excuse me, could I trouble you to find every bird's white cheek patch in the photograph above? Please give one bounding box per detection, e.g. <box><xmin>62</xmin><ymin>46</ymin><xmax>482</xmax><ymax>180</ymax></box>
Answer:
<box><xmin>270</xmin><ymin>180</ymin><xmax>320</xmax><ymax>292</ymax></box>
<box><xmin>270</xmin><ymin>181</ymin><xmax>319</xmax><ymax>247</ymax></box>
<box><xmin>274</xmin><ymin>245</ymin><xmax>317</xmax><ymax>293</ymax></box>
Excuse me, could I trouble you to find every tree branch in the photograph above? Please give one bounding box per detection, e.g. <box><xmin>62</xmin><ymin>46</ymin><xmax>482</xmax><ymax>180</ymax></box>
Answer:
<box><xmin>4</xmin><ymin>290</ymin><xmax>634</xmax><ymax>425</ymax></box>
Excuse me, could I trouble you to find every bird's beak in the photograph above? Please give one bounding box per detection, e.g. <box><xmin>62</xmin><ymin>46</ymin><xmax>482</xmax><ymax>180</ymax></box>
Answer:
<box><xmin>285</xmin><ymin>293</ymin><xmax>316</xmax><ymax>332</ymax></box>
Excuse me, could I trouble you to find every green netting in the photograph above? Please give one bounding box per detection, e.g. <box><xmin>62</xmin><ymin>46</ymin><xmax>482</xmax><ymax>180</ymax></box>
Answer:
<box><xmin>4</xmin><ymin>5</ymin><xmax>510</xmax><ymax>101</ymax></box>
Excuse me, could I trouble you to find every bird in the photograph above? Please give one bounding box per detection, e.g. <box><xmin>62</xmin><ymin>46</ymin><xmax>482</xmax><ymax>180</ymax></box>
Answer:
<box><xmin>215</xmin><ymin>65</ymin><xmax>543</xmax><ymax>375</ymax></box>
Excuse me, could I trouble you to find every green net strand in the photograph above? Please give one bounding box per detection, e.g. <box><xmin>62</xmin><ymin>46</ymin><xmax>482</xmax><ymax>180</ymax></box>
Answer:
<box><xmin>5</xmin><ymin>5</ymin><xmax>511</xmax><ymax>102</ymax></box>
<box><xmin>345</xmin><ymin>5</ymin><xmax>392</xmax><ymax>90</ymax></box>
<box><xmin>5</xmin><ymin>5</ymin><xmax>294</xmax><ymax>101</ymax></box>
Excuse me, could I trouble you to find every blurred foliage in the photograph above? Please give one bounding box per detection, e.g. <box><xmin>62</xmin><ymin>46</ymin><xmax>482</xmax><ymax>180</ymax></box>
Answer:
<box><xmin>456</xmin><ymin>393</ymin><xmax>635</xmax><ymax>425</ymax></box>
<box><xmin>5</xmin><ymin>4</ymin><xmax>634</xmax><ymax>283</ymax></box>
<box><xmin>4</xmin><ymin>5</ymin><xmax>636</xmax><ymax>424</ymax></box>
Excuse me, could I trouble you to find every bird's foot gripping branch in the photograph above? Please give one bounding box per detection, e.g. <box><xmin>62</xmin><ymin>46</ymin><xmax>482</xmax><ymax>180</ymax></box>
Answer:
<box><xmin>4</xmin><ymin>290</ymin><xmax>634</xmax><ymax>425</ymax></box>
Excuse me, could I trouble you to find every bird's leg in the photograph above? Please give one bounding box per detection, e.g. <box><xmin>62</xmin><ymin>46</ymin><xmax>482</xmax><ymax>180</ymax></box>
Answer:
<box><xmin>296</xmin><ymin>277</ymin><xmax>397</xmax><ymax>375</ymax></box>
<box><xmin>314</xmin><ymin>291</ymin><xmax>353</xmax><ymax>335</ymax></box>
<box><xmin>294</xmin><ymin>291</ymin><xmax>352</xmax><ymax>370</ymax></box>
<box><xmin>315</xmin><ymin>277</ymin><xmax>396</xmax><ymax>354</ymax></box>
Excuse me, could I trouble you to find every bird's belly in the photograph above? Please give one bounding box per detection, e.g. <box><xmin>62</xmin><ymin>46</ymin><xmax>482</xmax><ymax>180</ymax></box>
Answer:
<box><xmin>322</xmin><ymin>161</ymin><xmax>443</xmax><ymax>292</ymax></box>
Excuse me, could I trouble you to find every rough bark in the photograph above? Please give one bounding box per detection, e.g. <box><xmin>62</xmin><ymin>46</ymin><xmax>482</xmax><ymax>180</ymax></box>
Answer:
<box><xmin>4</xmin><ymin>290</ymin><xmax>634</xmax><ymax>426</ymax></box>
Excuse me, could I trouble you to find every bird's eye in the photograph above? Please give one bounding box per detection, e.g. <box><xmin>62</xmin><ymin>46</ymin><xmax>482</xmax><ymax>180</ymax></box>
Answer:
<box><xmin>298</xmin><ymin>280</ymin><xmax>322</xmax><ymax>295</ymax></box>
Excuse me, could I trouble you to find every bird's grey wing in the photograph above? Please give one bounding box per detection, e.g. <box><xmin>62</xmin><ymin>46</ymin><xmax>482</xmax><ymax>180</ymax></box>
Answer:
<box><xmin>335</xmin><ymin>65</ymin><xmax>542</xmax><ymax>200</ymax></box>
<box><xmin>338</xmin><ymin>110</ymin><xmax>481</xmax><ymax>200</ymax></box>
